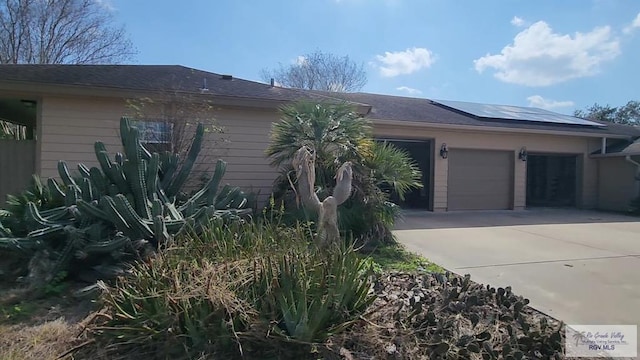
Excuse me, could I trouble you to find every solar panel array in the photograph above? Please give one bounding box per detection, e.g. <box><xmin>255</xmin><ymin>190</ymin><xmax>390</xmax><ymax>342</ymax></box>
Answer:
<box><xmin>433</xmin><ymin>99</ymin><xmax>606</xmax><ymax>128</ymax></box>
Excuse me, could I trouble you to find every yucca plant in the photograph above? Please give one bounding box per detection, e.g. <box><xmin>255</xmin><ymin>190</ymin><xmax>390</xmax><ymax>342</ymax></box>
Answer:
<box><xmin>256</xmin><ymin>244</ymin><xmax>374</xmax><ymax>343</ymax></box>
<box><xmin>266</xmin><ymin>101</ymin><xmax>422</xmax><ymax>244</ymax></box>
<box><xmin>90</xmin><ymin>220</ymin><xmax>373</xmax><ymax>359</ymax></box>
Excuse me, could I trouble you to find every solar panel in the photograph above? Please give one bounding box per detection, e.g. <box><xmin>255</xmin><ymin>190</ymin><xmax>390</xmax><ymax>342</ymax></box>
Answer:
<box><xmin>433</xmin><ymin>99</ymin><xmax>606</xmax><ymax>128</ymax></box>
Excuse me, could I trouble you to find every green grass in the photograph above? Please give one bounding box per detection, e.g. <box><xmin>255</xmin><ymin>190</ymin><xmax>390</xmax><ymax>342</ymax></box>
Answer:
<box><xmin>366</xmin><ymin>244</ymin><xmax>444</xmax><ymax>273</ymax></box>
<box><xmin>1</xmin><ymin>302</ymin><xmax>37</xmax><ymax>323</ymax></box>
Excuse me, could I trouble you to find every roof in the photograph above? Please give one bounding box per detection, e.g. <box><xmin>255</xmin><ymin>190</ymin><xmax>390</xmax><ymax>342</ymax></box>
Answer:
<box><xmin>331</xmin><ymin>92</ymin><xmax>640</xmax><ymax>138</ymax></box>
<box><xmin>1</xmin><ymin>64</ymin><xmax>638</xmax><ymax>138</ymax></box>
<box><xmin>0</xmin><ymin>64</ymin><xmax>342</xmax><ymax>104</ymax></box>
<box><xmin>591</xmin><ymin>138</ymin><xmax>640</xmax><ymax>157</ymax></box>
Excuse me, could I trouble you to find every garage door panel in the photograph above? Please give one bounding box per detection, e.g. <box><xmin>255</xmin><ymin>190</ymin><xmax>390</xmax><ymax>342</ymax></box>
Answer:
<box><xmin>447</xmin><ymin>149</ymin><xmax>513</xmax><ymax>210</ymax></box>
<box><xmin>449</xmin><ymin>179</ymin><xmax>510</xmax><ymax>189</ymax></box>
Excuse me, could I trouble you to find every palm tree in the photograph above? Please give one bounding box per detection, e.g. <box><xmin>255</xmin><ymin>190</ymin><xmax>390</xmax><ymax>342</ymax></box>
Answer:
<box><xmin>267</xmin><ymin>102</ymin><xmax>371</xmax><ymax>185</ymax></box>
<box><xmin>266</xmin><ymin>101</ymin><xmax>422</xmax><ymax>244</ymax></box>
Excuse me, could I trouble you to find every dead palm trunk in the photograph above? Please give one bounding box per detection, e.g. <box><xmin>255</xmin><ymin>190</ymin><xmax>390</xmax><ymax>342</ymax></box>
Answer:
<box><xmin>292</xmin><ymin>146</ymin><xmax>352</xmax><ymax>245</ymax></box>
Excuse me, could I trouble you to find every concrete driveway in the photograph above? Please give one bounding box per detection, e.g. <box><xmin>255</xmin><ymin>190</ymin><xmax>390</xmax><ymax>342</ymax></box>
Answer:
<box><xmin>395</xmin><ymin>209</ymin><xmax>640</xmax><ymax>347</ymax></box>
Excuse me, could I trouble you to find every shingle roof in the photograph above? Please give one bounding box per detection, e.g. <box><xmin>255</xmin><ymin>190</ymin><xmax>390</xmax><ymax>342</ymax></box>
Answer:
<box><xmin>332</xmin><ymin>92</ymin><xmax>640</xmax><ymax>137</ymax></box>
<box><xmin>0</xmin><ymin>64</ymin><xmax>340</xmax><ymax>103</ymax></box>
<box><xmin>1</xmin><ymin>64</ymin><xmax>638</xmax><ymax>138</ymax></box>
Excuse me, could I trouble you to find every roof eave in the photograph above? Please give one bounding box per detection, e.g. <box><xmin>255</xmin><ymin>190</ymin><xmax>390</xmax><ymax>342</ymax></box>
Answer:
<box><xmin>0</xmin><ymin>80</ymin><xmax>371</xmax><ymax>113</ymax></box>
<box><xmin>372</xmin><ymin>119</ymin><xmax>632</xmax><ymax>139</ymax></box>
<box><xmin>590</xmin><ymin>152</ymin><xmax>640</xmax><ymax>158</ymax></box>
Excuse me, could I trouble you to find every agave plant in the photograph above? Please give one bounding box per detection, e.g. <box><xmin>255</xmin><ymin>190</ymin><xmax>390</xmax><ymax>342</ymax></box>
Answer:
<box><xmin>260</xmin><ymin>245</ymin><xmax>375</xmax><ymax>342</ymax></box>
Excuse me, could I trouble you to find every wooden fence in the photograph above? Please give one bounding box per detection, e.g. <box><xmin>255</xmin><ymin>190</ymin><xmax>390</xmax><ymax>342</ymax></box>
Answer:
<box><xmin>0</xmin><ymin>140</ymin><xmax>35</xmax><ymax>208</ymax></box>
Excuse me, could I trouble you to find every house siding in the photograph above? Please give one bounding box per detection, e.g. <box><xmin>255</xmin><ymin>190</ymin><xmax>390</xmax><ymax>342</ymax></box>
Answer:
<box><xmin>39</xmin><ymin>96</ymin><xmax>124</xmax><ymax>178</ymax></box>
<box><xmin>597</xmin><ymin>157</ymin><xmax>637</xmax><ymax>211</ymax></box>
<box><xmin>374</xmin><ymin>124</ymin><xmax>600</xmax><ymax>211</ymax></box>
<box><xmin>209</xmin><ymin>108</ymin><xmax>280</xmax><ymax>200</ymax></box>
<box><xmin>33</xmin><ymin>95</ymin><xmax>618</xmax><ymax>212</ymax></box>
<box><xmin>38</xmin><ymin>96</ymin><xmax>280</xmax><ymax>203</ymax></box>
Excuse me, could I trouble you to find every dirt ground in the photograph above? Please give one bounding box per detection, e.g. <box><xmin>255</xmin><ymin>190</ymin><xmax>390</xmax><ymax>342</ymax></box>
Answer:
<box><xmin>0</xmin><ymin>283</ymin><xmax>96</xmax><ymax>360</ymax></box>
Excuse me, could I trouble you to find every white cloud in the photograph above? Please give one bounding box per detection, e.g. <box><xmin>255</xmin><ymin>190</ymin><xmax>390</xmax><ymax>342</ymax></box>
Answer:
<box><xmin>294</xmin><ymin>55</ymin><xmax>308</xmax><ymax>65</ymax></box>
<box><xmin>623</xmin><ymin>12</ymin><xmax>640</xmax><ymax>34</ymax></box>
<box><xmin>526</xmin><ymin>95</ymin><xmax>575</xmax><ymax>110</ymax></box>
<box><xmin>474</xmin><ymin>21</ymin><xmax>620</xmax><ymax>86</ymax></box>
<box><xmin>511</xmin><ymin>16</ymin><xmax>525</xmax><ymax>27</ymax></box>
<box><xmin>373</xmin><ymin>47</ymin><xmax>435</xmax><ymax>77</ymax></box>
<box><xmin>396</xmin><ymin>86</ymin><xmax>422</xmax><ymax>95</ymax></box>
<box><xmin>94</xmin><ymin>0</ymin><xmax>116</xmax><ymax>11</ymax></box>
<box><xmin>633</xmin><ymin>12</ymin><xmax>640</xmax><ymax>27</ymax></box>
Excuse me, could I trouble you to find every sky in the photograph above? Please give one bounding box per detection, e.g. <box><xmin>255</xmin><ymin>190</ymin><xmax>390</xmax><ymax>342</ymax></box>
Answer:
<box><xmin>105</xmin><ymin>0</ymin><xmax>640</xmax><ymax>114</ymax></box>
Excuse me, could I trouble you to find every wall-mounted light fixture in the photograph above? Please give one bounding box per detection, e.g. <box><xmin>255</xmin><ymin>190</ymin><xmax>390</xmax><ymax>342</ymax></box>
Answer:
<box><xmin>440</xmin><ymin>143</ymin><xmax>448</xmax><ymax>159</ymax></box>
<box><xmin>518</xmin><ymin>147</ymin><xmax>528</xmax><ymax>161</ymax></box>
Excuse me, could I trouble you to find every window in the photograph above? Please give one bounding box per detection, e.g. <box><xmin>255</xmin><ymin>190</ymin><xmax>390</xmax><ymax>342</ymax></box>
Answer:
<box><xmin>132</xmin><ymin>120</ymin><xmax>173</xmax><ymax>153</ymax></box>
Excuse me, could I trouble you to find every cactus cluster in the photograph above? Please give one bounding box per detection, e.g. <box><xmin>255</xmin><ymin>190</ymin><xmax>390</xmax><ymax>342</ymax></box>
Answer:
<box><xmin>0</xmin><ymin>117</ymin><xmax>250</xmax><ymax>286</ymax></box>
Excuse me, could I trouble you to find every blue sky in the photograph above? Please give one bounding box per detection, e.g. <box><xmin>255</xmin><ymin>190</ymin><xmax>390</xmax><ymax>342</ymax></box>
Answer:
<box><xmin>106</xmin><ymin>0</ymin><xmax>640</xmax><ymax>114</ymax></box>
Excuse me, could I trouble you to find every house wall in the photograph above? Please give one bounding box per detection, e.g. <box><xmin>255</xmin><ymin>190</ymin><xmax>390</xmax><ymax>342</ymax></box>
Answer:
<box><xmin>374</xmin><ymin>124</ymin><xmax>601</xmax><ymax>211</ymax></box>
<box><xmin>38</xmin><ymin>95</ymin><xmax>279</xmax><ymax>203</ymax></box>
<box><xmin>208</xmin><ymin>107</ymin><xmax>280</xmax><ymax>200</ymax></box>
<box><xmin>597</xmin><ymin>157</ymin><xmax>638</xmax><ymax>211</ymax></box>
<box><xmin>39</xmin><ymin>96</ymin><xmax>125</xmax><ymax>178</ymax></box>
<box><xmin>35</xmin><ymin>94</ymin><xmax>620</xmax><ymax>212</ymax></box>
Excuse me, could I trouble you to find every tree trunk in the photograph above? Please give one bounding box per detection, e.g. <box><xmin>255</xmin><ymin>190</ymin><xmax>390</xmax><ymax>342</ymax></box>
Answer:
<box><xmin>292</xmin><ymin>146</ymin><xmax>352</xmax><ymax>246</ymax></box>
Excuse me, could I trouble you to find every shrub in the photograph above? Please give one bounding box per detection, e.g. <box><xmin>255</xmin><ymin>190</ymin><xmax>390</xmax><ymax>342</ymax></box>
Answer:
<box><xmin>90</xmin><ymin>220</ymin><xmax>375</xmax><ymax>359</ymax></box>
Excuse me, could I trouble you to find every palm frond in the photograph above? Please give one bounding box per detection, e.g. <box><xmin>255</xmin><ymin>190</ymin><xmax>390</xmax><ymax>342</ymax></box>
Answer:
<box><xmin>368</xmin><ymin>142</ymin><xmax>422</xmax><ymax>200</ymax></box>
<box><xmin>266</xmin><ymin>101</ymin><xmax>372</xmax><ymax>170</ymax></box>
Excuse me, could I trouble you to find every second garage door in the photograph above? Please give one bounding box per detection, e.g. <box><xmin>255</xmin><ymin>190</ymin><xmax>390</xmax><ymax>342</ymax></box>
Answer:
<box><xmin>448</xmin><ymin>149</ymin><xmax>513</xmax><ymax>210</ymax></box>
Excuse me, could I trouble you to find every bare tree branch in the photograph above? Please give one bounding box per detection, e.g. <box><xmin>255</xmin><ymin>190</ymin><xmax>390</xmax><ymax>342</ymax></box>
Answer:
<box><xmin>261</xmin><ymin>50</ymin><xmax>367</xmax><ymax>92</ymax></box>
<box><xmin>0</xmin><ymin>0</ymin><xmax>135</xmax><ymax>64</ymax></box>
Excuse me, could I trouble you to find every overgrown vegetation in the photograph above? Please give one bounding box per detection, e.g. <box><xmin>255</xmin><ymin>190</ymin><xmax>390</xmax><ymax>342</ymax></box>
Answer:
<box><xmin>266</xmin><ymin>102</ymin><xmax>422</xmax><ymax>245</ymax></box>
<box><xmin>83</xmin><ymin>220</ymin><xmax>375</xmax><ymax>359</ymax></box>
<box><xmin>0</xmin><ymin>102</ymin><xmax>573</xmax><ymax>359</ymax></box>
<box><xmin>332</xmin><ymin>271</ymin><xmax>566</xmax><ymax>359</ymax></box>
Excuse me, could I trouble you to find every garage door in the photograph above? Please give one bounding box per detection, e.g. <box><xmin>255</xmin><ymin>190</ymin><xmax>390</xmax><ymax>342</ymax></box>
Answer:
<box><xmin>448</xmin><ymin>149</ymin><xmax>513</xmax><ymax>210</ymax></box>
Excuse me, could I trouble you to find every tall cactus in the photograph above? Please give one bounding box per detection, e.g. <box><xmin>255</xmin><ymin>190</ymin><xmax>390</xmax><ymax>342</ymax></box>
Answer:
<box><xmin>0</xmin><ymin>117</ymin><xmax>251</xmax><ymax>287</ymax></box>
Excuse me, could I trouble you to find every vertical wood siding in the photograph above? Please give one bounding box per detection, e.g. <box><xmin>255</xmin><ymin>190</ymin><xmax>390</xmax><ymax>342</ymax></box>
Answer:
<box><xmin>0</xmin><ymin>140</ymin><xmax>35</xmax><ymax>207</ymax></box>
